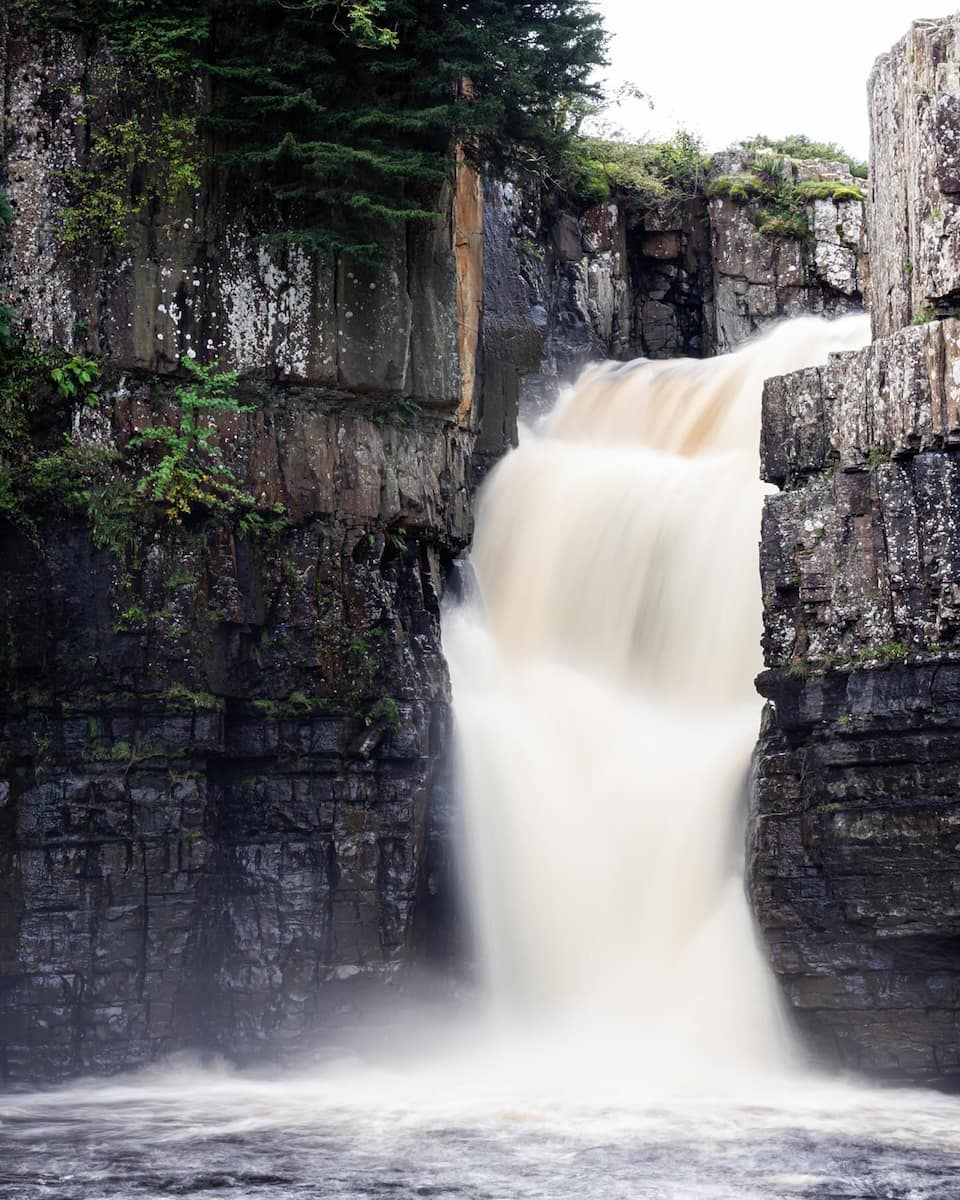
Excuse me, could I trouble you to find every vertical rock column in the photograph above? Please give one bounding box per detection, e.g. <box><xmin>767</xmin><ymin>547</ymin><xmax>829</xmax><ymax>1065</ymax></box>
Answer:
<box><xmin>748</xmin><ymin>15</ymin><xmax>960</xmax><ymax>1088</ymax></box>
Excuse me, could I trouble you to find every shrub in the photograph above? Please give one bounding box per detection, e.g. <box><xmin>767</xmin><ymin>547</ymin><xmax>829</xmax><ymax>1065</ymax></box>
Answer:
<box><xmin>129</xmin><ymin>358</ymin><xmax>254</xmax><ymax>523</ymax></box>
<box><xmin>739</xmin><ymin>133</ymin><xmax>867</xmax><ymax>177</ymax></box>
<box><xmin>562</xmin><ymin>130</ymin><xmax>706</xmax><ymax>207</ymax></box>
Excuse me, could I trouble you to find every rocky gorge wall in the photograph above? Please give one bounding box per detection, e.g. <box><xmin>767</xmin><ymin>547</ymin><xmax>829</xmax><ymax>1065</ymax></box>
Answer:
<box><xmin>0</xmin><ymin>18</ymin><xmax>871</xmax><ymax>1085</ymax></box>
<box><xmin>475</xmin><ymin>159</ymin><xmax>866</xmax><ymax>472</ymax></box>
<box><xmin>0</xmin><ymin>20</ymin><xmax>477</xmax><ymax>1083</ymax></box>
<box><xmin>749</xmin><ymin>15</ymin><xmax>960</xmax><ymax>1089</ymax></box>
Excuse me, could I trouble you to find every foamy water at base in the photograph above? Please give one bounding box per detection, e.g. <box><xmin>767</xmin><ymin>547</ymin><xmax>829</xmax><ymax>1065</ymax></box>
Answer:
<box><xmin>2</xmin><ymin>1043</ymin><xmax>960</xmax><ymax>1200</ymax></box>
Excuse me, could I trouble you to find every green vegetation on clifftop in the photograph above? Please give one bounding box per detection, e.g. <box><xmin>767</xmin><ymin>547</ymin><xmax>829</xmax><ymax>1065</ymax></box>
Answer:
<box><xmin>560</xmin><ymin>130</ymin><xmax>707</xmax><ymax>208</ymax></box>
<box><xmin>706</xmin><ymin>150</ymin><xmax>865</xmax><ymax>240</ymax></box>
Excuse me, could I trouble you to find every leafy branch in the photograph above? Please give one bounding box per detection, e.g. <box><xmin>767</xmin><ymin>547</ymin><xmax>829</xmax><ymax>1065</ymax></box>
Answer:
<box><xmin>130</xmin><ymin>358</ymin><xmax>262</xmax><ymax>523</ymax></box>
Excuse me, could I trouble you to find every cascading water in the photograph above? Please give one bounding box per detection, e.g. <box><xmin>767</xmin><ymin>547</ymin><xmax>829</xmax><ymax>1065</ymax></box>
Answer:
<box><xmin>443</xmin><ymin>314</ymin><xmax>873</xmax><ymax>1085</ymax></box>
<box><xmin>7</xmin><ymin>314</ymin><xmax>960</xmax><ymax>1200</ymax></box>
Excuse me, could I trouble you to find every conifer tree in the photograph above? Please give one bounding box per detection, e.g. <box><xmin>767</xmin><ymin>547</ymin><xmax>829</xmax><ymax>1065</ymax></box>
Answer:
<box><xmin>14</xmin><ymin>0</ymin><xmax>607</xmax><ymax>257</ymax></box>
<box><xmin>204</xmin><ymin>0</ymin><xmax>607</xmax><ymax>255</ymax></box>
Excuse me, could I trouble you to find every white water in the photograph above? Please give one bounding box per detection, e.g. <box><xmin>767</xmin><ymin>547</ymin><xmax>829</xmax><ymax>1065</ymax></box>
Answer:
<box><xmin>444</xmin><ymin>314</ymin><xmax>873</xmax><ymax>1086</ymax></box>
<box><xmin>9</xmin><ymin>313</ymin><xmax>960</xmax><ymax>1200</ymax></box>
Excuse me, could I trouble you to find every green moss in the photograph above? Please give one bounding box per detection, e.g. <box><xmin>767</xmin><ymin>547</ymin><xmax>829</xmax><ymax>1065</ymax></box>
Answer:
<box><xmin>755</xmin><ymin>210</ymin><xmax>809</xmax><ymax>239</ymax></box>
<box><xmin>851</xmin><ymin>642</ymin><xmax>908</xmax><ymax>667</ymax></box>
<box><xmin>83</xmin><ymin>736</ymin><xmax>164</xmax><ymax>770</ymax></box>
<box><xmin>815</xmin><ymin>798</ymin><xmax>871</xmax><ymax>813</ymax></box>
<box><xmin>796</xmin><ymin>180</ymin><xmax>865</xmax><ymax>202</ymax></box>
<box><xmin>706</xmin><ymin>173</ymin><xmax>763</xmax><ymax>202</ymax></box>
<box><xmin>164</xmin><ymin>683</ymin><xmax>224</xmax><ymax>712</ymax></box>
<box><xmin>282</xmin><ymin>691</ymin><xmax>328</xmax><ymax>716</ymax></box>
<box><xmin>165</xmin><ymin>564</ymin><xmax>194</xmax><ymax>589</ymax></box>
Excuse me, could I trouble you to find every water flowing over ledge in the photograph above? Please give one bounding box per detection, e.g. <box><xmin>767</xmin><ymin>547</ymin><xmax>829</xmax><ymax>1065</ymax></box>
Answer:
<box><xmin>444</xmin><ymin>314</ymin><xmax>871</xmax><ymax>1088</ymax></box>
<box><xmin>8</xmin><ymin>315</ymin><xmax>960</xmax><ymax>1200</ymax></box>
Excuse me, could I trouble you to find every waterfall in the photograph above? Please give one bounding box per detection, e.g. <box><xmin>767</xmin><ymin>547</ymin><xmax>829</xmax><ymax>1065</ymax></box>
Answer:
<box><xmin>443</xmin><ymin>314</ymin><xmax>872</xmax><ymax>1088</ymax></box>
<box><xmin>9</xmin><ymin>313</ymin><xmax>960</xmax><ymax>1200</ymax></box>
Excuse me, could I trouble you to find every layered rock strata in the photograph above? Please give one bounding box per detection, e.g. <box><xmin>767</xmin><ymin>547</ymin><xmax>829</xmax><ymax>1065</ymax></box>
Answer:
<box><xmin>749</xmin><ymin>15</ymin><xmax>960</xmax><ymax>1088</ymax></box>
<box><xmin>476</xmin><ymin>162</ymin><xmax>866</xmax><ymax>469</ymax></box>
<box><xmin>0</xmin><ymin>402</ymin><xmax>472</xmax><ymax>1083</ymax></box>
<box><xmin>0</xmin><ymin>21</ymin><xmax>475</xmax><ymax>1083</ymax></box>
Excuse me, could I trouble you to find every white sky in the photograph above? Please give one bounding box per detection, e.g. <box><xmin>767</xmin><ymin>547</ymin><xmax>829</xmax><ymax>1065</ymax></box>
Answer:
<box><xmin>596</xmin><ymin>1</ymin><xmax>960</xmax><ymax>159</ymax></box>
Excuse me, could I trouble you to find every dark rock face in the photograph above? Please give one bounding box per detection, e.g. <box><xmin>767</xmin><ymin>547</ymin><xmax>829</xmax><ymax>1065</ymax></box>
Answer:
<box><xmin>474</xmin><ymin>169</ymin><xmax>865</xmax><ymax>469</ymax></box>
<box><xmin>0</xmin><ymin>401</ymin><xmax>473</xmax><ymax>1083</ymax></box>
<box><xmin>629</xmin><ymin>199</ymin><xmax>715</xmax><ymax>359</ymax></box>
<box><xmin>751</xmin><ymin>665</ymin><xmax>960</xmax><ymax>1086</ymax></box>
<box><xmin>751</xmin><ymin>336</ymin><xmax>960</xmax><ymax>1089</ymax></box>
<box><xmin>749</xmin><ymin>14</ymin><xmax>960</xmax><ymax>1088</ymax></box>
<box><xmin>0</xmin><ymin>19</ymin><xmax>478</xmax><ymax>1084</ymax></box>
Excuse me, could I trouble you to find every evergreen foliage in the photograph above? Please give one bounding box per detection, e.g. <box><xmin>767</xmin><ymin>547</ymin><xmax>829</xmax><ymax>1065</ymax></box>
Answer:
<box><xmin>15</xmin><ymin>0</ymin><xmax>608</xmax><ymax>258</ymax></box>
<box><xmin>204</xmin><ymin>0</ymin><xmax>607</xmax><ymax>257</ymax></box>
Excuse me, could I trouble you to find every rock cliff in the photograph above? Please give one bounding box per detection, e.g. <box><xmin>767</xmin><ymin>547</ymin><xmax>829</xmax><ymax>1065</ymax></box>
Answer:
<box><xmin>0</xmin><ymin>20</ymin><xmax>869</xmax><ymax>1084</ymax></box>
<box><xmin>0</xmin><ymin>22</ymin><xmax>476</xmax><ymax>1083</ymax></box>
<box><xmin>708</xmin><ymin>152</ymin><xmax>867</xmax><ymax>351</ymax></box>
<box><xmin>749</xmin><ymin>15</ymin><xmax>960</xmax><ymax>1088</ymax></box>
<box><xmin>475</xmin><ymin>158</ymin><xmax>865</xmax><ymax>470</ymax></box>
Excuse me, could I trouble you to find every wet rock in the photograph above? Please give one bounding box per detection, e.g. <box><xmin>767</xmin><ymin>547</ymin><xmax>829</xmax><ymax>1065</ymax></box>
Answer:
<box><xmin>749</xmin><ymin>666</ymin><xmax>960</xmax><ymax>1088</ymax></box>
<box><xmin>761</xmin><ymin>319</ymin><xmax>960</xmax><ymax>486</ymax></box>
<box><xmin>0</xmin><ymin>399</ymin><xmax>472</xmax><ymax>1082</ymax></box>
<box><xmin>0</xmin><ymin>19</ymin><xmax>476</xmax><ymax>1084</ymax></box>
<box><xmin>750</xmin><ymin>14</ymin><xmax>960</xmax><ymax>1089</ymax></box>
